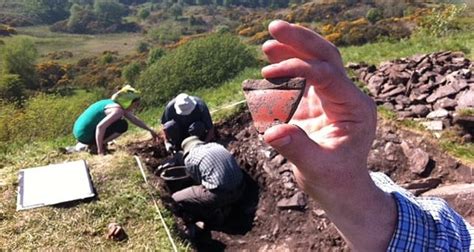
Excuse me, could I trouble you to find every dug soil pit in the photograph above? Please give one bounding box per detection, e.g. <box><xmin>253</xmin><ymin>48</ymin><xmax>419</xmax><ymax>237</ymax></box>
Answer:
<box><xmin>128</xmin><ymin>110</ymin><xmax>473</xmax><ymax>251</ymax></box>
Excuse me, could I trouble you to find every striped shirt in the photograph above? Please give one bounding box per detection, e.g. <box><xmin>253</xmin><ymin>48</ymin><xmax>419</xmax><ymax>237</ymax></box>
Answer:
<box><xmin>184</xmin><ymin>142</ymin><xmax>243</xmax><ymax>191</ymax></box>
<box><xmin>371</xmin><ymin>172</ymin><xmax>474</xmax><ymax>251</ymax></box>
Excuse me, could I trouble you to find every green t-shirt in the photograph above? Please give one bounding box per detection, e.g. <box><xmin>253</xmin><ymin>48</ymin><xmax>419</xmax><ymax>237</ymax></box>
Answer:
<box><xmin>73</xmin><ymin>99</ymin><xmax>116</xmax><ymax>144</ymax></box>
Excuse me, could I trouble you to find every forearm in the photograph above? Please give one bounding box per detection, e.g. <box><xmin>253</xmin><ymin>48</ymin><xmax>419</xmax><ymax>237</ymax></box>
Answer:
<box><xmin>307</xmin><ymin>171</ymin><xmax>397</xmax><ymax>251</ymax></box>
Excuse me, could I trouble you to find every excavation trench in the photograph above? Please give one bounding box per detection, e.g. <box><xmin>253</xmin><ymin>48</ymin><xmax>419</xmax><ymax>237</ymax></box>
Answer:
<box><xmin>127</xmin><ymin>110</ymin><xmax>473</xmax><ymax>251</ymax></box>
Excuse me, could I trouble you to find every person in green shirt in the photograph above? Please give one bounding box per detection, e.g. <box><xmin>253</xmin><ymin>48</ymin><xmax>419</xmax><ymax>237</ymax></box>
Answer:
<box><xmin>72</xmin><ymin>85</ymin><xmax>158</xmax><ymax>155</ymax></box>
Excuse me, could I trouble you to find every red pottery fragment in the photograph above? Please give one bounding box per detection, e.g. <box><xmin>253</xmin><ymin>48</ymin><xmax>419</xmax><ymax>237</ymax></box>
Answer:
<box><xmin>242</xmin><ymin>77</ymin><xmax>306</xmax><ymax>134</ymax></box>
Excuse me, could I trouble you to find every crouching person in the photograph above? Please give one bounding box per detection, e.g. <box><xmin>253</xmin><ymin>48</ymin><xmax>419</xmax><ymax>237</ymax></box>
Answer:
<box><xmin>172</xmin><ymin>135</ymin><xmax>244</xmax><ymax>234</ymax></box>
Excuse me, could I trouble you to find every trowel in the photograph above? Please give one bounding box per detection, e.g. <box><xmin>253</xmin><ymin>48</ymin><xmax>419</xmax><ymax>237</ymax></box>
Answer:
<box><xmin>242</xmin><ymin>77</ymin><xmax>306</xmax><ymax>134</ymax></box>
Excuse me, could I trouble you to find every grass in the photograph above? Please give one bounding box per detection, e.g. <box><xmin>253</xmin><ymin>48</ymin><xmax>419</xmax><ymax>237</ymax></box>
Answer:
<box><xmin>1</xmin><ymin>26</ymin><xmax>145</xmax><ymax>64</ymax></box>
<box><xmin>0</xmin><ymin>150</ymin><xmax>187</xmax><ymax>250</ymax></box>
<box><xmin>340</xmin><ymin>29</ymin><xmax>474</xmax><ymax>65</ymax></box>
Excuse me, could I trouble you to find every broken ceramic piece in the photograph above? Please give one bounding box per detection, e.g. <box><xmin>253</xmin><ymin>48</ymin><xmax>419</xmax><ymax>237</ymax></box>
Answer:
<box><xmin>242</xmin><ymin>77</ymin><xmax>306</xmax><ymax>134</ymax></box>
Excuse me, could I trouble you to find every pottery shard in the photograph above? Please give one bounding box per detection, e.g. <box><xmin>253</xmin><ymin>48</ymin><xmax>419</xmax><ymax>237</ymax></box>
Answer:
<box><xmin>242</xmin><ymin>77</ymin><xmax>305</xmax><ymax>90</ymax></box>
<box><xmin>277</xmin><ymin>191</ymin><xmax>307</xmax><ymax>210</ymax></box>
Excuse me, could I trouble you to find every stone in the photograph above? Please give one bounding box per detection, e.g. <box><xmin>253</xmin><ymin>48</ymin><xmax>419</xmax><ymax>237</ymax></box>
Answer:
<box><xmin>420</xmin><ymin>120</ymin><xmax>443</xmax><ymax>131</ymax></box>
<box><xmin>277</xmin><ymin>191</ymin><xmax>307</xmax><ymax>210</ymax></box>
<box><xmin>426</xmin><ymin>85</ymin><xmax>458</xmax><ymax>103</ymax></box>
<box><xmin>422</xmin><ymin>183</ymin><xmax>474</xmax><ymax>224</ymax></box>
<box><xmin>401</xmin><ymin>177</ymin><xmax>442</xmax><ymax>196</ymax></box>
<box><xmin>426</xmin><ymin>109</ymin><xmax>449</xmax><ymax>119</ymax></box>
<box><xmin>367</xmin><ymin>75</ymin><xmax>385</xmax><ymax>95</ymax></box>
<box><xmin>380</xmin><ymin>86</ymin><xmax>405</xmax><ymax>99</ymax></box>
<box><xmin>410</xmin><ymin>104</ymin><xmax>430</xmax><ymax>117</ymax></box>
<box><xmin>433</xmin><ymin>97</ymin><xmax>457</xmax><ymax>110</ymax></box>
<box><xmin>456</xmin><ymin>90</ymin><xmax>474</xmax><ymax>109</ymax></box>
<box><xmin>407</xmin><ymin>148</ymin><xmax>430</xmax><ymax>175</ymax></box>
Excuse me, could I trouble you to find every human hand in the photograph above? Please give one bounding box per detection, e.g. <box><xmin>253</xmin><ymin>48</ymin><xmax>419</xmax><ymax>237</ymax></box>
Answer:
<box><xmin>262</xmin><ymin>20</ymin><xmax>377</xmax><ymax>197</ymax></box>
<box><xmin>261</xmin><ymin>20</ymin><xmax>395</xmax><ymax>251</ymax></box>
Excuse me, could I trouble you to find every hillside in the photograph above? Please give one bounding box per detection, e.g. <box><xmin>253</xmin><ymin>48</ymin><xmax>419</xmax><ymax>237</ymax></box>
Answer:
<box><xmin>0</xmin><ymin>0</ymin><xmax>473</xmax><ymax>250</ymax></box>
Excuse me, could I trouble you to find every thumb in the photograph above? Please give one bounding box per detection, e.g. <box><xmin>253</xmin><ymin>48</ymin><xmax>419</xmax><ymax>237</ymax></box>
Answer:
<box><xmin>263</xmin><ymin>124</ymin><xmax>322</xmax><ymax>170</ymax></box>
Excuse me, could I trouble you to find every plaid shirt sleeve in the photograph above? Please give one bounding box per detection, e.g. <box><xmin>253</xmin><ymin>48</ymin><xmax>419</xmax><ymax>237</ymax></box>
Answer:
<box><xmin>370</xmin><ymin>172</ymin><xmax>474</xmax><ymax>251</ymax></box>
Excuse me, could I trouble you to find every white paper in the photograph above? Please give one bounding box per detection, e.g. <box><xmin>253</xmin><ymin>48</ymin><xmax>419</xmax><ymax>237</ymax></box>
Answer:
<box><xmin>17</xmin><ymin>160</ymin><xmax>95</xmax><ymax>210</ymax></box>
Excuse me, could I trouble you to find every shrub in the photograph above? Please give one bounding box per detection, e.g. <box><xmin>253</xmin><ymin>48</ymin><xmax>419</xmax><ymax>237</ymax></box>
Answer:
<box><xmin>137</xmin><ymin>33</ymin><xmax>258</xmax><ymax>107</ymax></box>
<box><xmin>366</xmin><ymin>8</ymin><xmax>383</xmax><ymax>24</ymax></box>
<box><xmin>138</xmin><ymin>8</ymin><xmax>150</xmax><ymax>20</ymax></box>
<box><xmin>122</xmin><ymin>62</ymin><xmax>142</xmax><ymax>83</ymax></box>
<box><xmin>100</xmin><ymin>52</ymin><xmax>115</xmax><ymax>64</ymax></box>
<box><xmin>417</xmin><ymin>4</ymin><xmax>466</xmax><ymax>37</ymax></box>
<box><xmin>0</xmin><ymin>74</ymin><xmax>25</xmax><ymax>104</ymax></box>
<box><xmin>36</xmin><ymin>61</ymin><xmax>72</xmax><ymax>90</ymax></box>
<box><xmin>147</xmin><ymin>47</ymin><xmax>165</xmax><ymax>65</ymax></box>
<box><xmin>0</xmin><ymin>37</ymin><xmax>38</xmax><ymax>90</ymax></box>
<box><xmin>148</xmin><ymin>25</ymin><xmax>182</xmax><ymax>45</ymax></box>
<box><xmin>0</xmin><ymin>89</ymin><xmax>102</xmax><ymax>145</ymax></box>
<box><xmin>137</xmin><ymin>41</ymin><xmax>149</xmax><ymax>53</ymax></box>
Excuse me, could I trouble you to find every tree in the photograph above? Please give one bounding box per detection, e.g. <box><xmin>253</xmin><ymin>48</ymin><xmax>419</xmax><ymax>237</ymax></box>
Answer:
<box><xmin>93</xmin><ymin>0</ymin><xmax>128</xmax><ymax>25</ymax></box>
<box><xmin>169</xmin><ymin>3</ymin><xmax>183</xmax><ymax>20</ymax></box>
<box><xmin>24</xmin><ymin>0</ymin><xmax>71</xmax><ymax>24</ymax></box>
<box><xmin>0</xmin><ymin>37</ymin><xmax>38</xmax><ymax>90</ymax></box>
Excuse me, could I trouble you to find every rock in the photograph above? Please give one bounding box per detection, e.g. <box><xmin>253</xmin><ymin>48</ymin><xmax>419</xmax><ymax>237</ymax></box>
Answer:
<box><xmin>401</xmin><ymin>177</ymin><xmax>442</xmax><ymax>196</ymax></box>
<box><xmin>106</xmin><ymin>223</ymin><xmax>127</xmax><ymax>241</ymax></box>
<box><xmin>426</xmin><ymin>109</ymin><xmax>449</xmax><ymax>119</ymax></box>
<box><xmin>277</xmin><ymin>191</ymin><xmax>307</xmax><ymax>210</ymax></box>
<box><xmin>420</xmin><ymin>120</ymin><xmax>443</xmax><ymax>131</ymax></box>
<box><xmin>410</xmin><ymin>104</ymin><xmax>430</xmax><ymax>117</ymax></box>
<box><xmin>456</xmin><ymin>90</ymin><xmax>474</xmax><ymax>109</ymax></box>
<box><xmin>367</xmin><ymin>75</ymin><xmax>385</xmax><ymax>95</ymax></box>
<box><xmin>422</xmin><ymin>184</ymin><xmax>474</xmax><ymax>225</ymax></box>
<box><xmin>313</xmin><ymin>209</ymin><xmax>326</xmax><ymax>217</ymax></box>
<box><xmin>407</xmin><ymin>148</ymin><xmax>431</xmax><ymax>175</ymax></box>
<box><xmin>426</xmin><ymin>85</ymin><xmax>458</xmax><ymax>103</ymax></box>
<box><xmin>433</xmin><ymin>97</ymin><xmax>457</xmax><ymax>110</ymax></box>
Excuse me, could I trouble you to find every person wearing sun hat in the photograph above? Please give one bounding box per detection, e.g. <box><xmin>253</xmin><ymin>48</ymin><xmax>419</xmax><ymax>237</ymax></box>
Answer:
<box><xmin>161</xmin><ymin>93</ymin><xmax>214</xmax><ymax>153</ymax></box>
<box><xmin>72</xmin><ymin>85</ymin><xmax>158</xmax><ymax>155</ymax></box>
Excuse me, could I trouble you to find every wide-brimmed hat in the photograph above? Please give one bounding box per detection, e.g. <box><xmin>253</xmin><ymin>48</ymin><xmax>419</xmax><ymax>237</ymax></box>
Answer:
<box><xmin>111</xmin><ymin>85</ymin><xmax>140</xmax><ymax>109</ymax></box>
<box><xmin>174</xmin><ymin>93</ymin><xmax>197</xmax><ymax>115</ymax></box>
<box><xmin>181</xmin><ymin>136</ymin><xmax>204</xmax><ymax>156</ymax></box>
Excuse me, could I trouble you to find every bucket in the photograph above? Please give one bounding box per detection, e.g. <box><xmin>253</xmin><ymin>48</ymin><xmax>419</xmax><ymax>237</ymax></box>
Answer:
<box><xmin>160</xmin><ymin>166</ymin><xmax>194</xmax><ymax>193</ymax></box>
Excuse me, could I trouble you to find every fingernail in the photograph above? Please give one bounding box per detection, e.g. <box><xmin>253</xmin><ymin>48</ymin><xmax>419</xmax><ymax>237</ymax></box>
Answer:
<box><xmin>269</xmin><ymin>135</ymin><xmax>291</xmax><ymax>147</ymax></box>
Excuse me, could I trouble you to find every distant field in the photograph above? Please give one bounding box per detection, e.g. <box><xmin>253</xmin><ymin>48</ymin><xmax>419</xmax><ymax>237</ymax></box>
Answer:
<box><xmin>4</xmin><ymin>26</ymin><xmax>145</xmax><ymax>64</ymax></box>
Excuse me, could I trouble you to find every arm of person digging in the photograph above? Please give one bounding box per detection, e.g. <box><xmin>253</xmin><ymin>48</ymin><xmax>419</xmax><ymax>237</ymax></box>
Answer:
<box><xmin>96</xmin><ymin>107</ymin><xmax>125</xmax><ymax>155</ymax></box>
<box><xmin>124</xmin><ymin>110</ymin><xmax>159</xmax><ymax>140</ymax></box>
<box><xmin>261</xmin><ymin>20</ymin><xmax>396</xmax><ymax>251</ymax></box>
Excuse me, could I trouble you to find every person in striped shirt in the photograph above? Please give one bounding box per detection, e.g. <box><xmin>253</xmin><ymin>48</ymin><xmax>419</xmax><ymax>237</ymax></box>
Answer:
<box><xmin>172</xmin><ymin>135</ymin><xmax>244</xmax><ymax>230</ymax></box>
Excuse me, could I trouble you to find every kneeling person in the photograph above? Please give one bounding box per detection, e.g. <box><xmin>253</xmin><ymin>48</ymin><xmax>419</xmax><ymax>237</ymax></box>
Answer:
<box><xmin>172</xmin><ymin>136</ymin><xmax>244</xmax><ymax>228</ymax></box>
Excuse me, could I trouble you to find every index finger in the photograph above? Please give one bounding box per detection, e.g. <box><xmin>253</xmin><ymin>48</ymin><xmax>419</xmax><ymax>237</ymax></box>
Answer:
<box><xmin>268</xmin><ymin>20</ymin><xmax>344</xmax><ymax>70</ymax></box>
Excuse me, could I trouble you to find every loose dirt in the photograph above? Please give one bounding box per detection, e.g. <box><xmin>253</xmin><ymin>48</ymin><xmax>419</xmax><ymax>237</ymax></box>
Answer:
<box><xmin>127</xmin><ymin>110</ymin><xmax>473</xmax><ymax>251</ymax></box>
